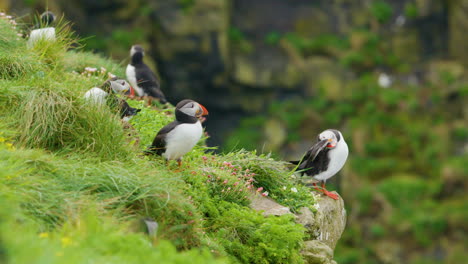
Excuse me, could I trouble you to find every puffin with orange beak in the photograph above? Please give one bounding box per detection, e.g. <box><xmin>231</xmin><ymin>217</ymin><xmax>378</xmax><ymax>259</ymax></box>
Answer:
<box><xmin>291</xmin><ymin>129</ymin><xmax>349</xmax><ymax>200</ymax></box>
<box><xmin>146</xmin><ymin>99</ymin><xmax>208</xmax><ymax>167</ymax></box>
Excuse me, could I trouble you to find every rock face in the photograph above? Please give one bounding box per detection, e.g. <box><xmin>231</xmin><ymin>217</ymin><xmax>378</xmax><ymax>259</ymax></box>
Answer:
<box><xmin>249</xmin><ymin>192</ymin><xmax>291</xmax><ymax>216</ymax></box>
<box><xmin>249</xmin><ymin>191</ymin><xmax>347</xmax><ymax>264</ymax></box>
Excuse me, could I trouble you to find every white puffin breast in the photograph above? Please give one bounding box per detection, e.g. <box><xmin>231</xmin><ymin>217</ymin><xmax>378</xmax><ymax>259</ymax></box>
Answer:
<box><xmin>163</xmin><ymin>122</ymin><xmax>203</xmax><ymax>161</ymax></box>
<box><xmin>84</xmin><ymin>87</ymin><xmax>108</xmax><ymax>104</ymax></box>
<box><xmin>313</xmin><ymin>140</ymin><xmax>349</xmax><ymax>181</ymax></box>
<box><xmin>125</xmin><ymin>64</ymin><xmax>144</xmax><ymax>96</ymax></box>
<box><xmin>28</xmin><ymin>27</ymin><xmax>56</xmax><ymax>47</ymax></box>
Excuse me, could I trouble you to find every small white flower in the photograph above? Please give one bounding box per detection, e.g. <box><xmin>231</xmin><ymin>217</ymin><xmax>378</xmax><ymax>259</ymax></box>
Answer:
<box><xmin>378</xmin><ymin>73</ymin><xmax>392</xmax><ymax>88</ymax></box>
<box><xmin>85</xmin><ymin>67</ymin><xmax>97</xmax><ymax>73</ymax></box>
<box><xmin>6</xmin><ymin>15</ymin><xmax>12</xmax><ymax>19</ymax></box>
<box><xmin>282</xmin><ymin>186</ymin><xmax>287</xmax><ymax>190</ymax></box>
<box><xmin>291</xmin><ymin>187</ymin><xmax>298</xmax><ymax>193</ymax></box>
<box><xmin>395</xmin><ymin>15</ymin><xmax>406</xmax><ymax>27</ymax></box>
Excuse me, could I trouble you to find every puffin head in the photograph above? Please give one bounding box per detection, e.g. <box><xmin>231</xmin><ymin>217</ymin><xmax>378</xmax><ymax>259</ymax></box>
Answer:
<box><xmin>130</xmin><ymin>44</ymin><xmax>144</xmax><ymax>57</ymax></box>
<box><xmin>107</xmin><ymin>77</ymin><xmax>130</xmax><ymax>94</ymax></box>
<box><xmin>318</xmin><ymin>129</ymin><xmax>342</xmax><ymax>149</ymax></box>
<box><xmin>175</xmin><ymin>99</ymin><xmax>208</xmax><ymax>121</ymax></box>
<box><xmin>40</xmin><ymin>11</ymin><xmax>56</xmax><ymax>26</ymax></box>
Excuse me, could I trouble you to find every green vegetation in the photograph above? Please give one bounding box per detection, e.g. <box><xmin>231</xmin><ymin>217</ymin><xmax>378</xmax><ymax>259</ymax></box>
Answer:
<box><xmin>224</xmin><ymin>5</ymin><xmax>468</xmax><ymax>263</ymax></box>
<box><xmin>0</xmin><ymin>14</ymin><xmax>317</xmax><ymax>263</ymax></box>
<box><xmin>370</xmin><ymin>1</ymin><xmax>393</xmax><ymax>23</ymax></box>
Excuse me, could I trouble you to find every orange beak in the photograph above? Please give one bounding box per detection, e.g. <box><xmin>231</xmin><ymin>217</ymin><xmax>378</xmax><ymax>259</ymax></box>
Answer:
<box><xmin>199</xmin><ymin>104</ymin><xmax>209</xmax><ymax>116</ymax></box>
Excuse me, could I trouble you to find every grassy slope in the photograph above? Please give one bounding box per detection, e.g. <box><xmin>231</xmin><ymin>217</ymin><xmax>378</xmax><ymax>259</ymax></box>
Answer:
<box><xmin>0</xmin><ymin>15</ymin><xmax>315</xmax><ymax>263</ymax></box>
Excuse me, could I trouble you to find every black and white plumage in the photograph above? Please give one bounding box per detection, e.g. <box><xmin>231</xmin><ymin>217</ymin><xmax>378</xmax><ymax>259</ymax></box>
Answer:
<box><xmin>84</xmin><ymin>77</ymin><xmax>140</xmax><ymax>121</ymax></box>
<box><xmin>291</xmin><ymin>129</ymin><xmax>349</xmax><ymax>200</ymax></box>
<box><xmin>119</xmin><ymin>99</ymin><xmax>141</xmax><ymax>121</ymax></box>
<box><xmin>126</xmin><ymin>45</ymin><xmax>167</xmax><ymax>104</ymax></box>
<box><xmin>146</xmin><ymin>99</ymin><xmax>209</xmax><ymax>166</ymax></box>
<box><xmin>28</xmin><ymin>11</ymin><xmax>56</xmax><ymax>47</ymax></box>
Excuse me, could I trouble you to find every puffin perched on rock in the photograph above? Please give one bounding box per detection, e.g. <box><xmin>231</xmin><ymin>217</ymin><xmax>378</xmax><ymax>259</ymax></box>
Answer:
<box><xmin>84</xmin><ymin>77</ymin><xmax>140</xmax><ymax>121</ymax></box>
<box><xmin>28</xmin><ymin>11</ymin><xmax>56</xmax><ymax>47</ymax></box>
<box><xmin>291</xmin><ymin>129</ymin><xmax>349</xmax><ymax>200</ymax></box>
<box><xmin>146</xmin><ymin>99</ymin><xmax>208</xmax><ymax>167</ymax></box>
<box><xmin>126</xmin><ymin>44</ymin><xmax>167</xmax><ymax>104</ymax></box>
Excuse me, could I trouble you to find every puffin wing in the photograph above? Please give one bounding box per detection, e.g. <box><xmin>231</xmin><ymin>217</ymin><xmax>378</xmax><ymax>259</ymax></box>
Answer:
<box><xmin>296</xmin><ymin>140</ymin><xmax>329</xmax><ymax>170</ymax></box>
<box><xmin>136</xmin><ymin>65</ymin><xmax>167</xmax><ymax>103</ymax></box>
<box><xmin>146</xmin><ymin>121</ymin><xmax>180</xmax><ymax>155</ymax></box>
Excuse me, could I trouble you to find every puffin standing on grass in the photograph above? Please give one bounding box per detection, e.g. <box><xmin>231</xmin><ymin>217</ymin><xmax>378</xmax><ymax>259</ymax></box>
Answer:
<box><xmin>145</xmin><ymin>99</ymin><xmax>208</xmax><ymax>167</ymax></box>
<box><xmin>126</xmin><ymin>45</ymin><xmax>167</xmax><ymax>104</ymax></box>
<box><xmin>28</xmin><ymin>11</ymin><xmax>56</xmax><ymax>47</ymax></box>
<box><xmin>291</xmin><ymin>129</ymin><xmax>349</xmax><ymax>200</ymax></box>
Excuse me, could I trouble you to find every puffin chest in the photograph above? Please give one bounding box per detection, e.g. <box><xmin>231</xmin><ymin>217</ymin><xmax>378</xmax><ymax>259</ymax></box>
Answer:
<box><xmin>163</xmin><ymin>122</ymin><xmax>203</xmax><ymax>160</ymax></box>
<box><xmin>125</xmin><ymin>64</ymin><xmax>144</xmax><ymax>96</ymax></box>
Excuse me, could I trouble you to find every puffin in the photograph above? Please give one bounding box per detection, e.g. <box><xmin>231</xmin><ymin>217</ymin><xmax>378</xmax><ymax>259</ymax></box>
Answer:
<box><xmin>84</xmin><ymin>77</ymin><xmax>140</xmax><ymax>120</ymax></box>
<box><xmin>145</xmin><ymin>99</ymin><xmax>208</xmax><ymax>167</ymax></box>
<box><xmin>28</xmin><ymin>11</ymin><xmax>56</xmax><ymax>47</ymax></box>
<box><xmin>126</xmin><ymin>44</ymin><xmax>167</xmax><ymax>104</ymax></box>
<box><xmin>291</xmin><ymin>129</ymin><xmax>349</xmax><ymax>200</ymax></box>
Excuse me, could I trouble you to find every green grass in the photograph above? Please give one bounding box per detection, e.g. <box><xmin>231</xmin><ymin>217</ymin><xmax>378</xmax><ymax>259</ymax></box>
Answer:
<box><xmin>0</xmin><ymin>13</ymin><xmax>315</xmax><ymax>263</ymax></box>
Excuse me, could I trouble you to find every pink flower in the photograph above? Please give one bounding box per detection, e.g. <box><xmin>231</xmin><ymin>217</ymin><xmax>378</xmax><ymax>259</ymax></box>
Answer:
<box><xmin>207</xmin><ymin>175</ymin><xmax>212</xmax><ymax>178</ymax></box>
<box><xmin>247</xmin><ymin>185</ymin><xmax>251</xmax><ymax>190</ymax></box>
<box><xmin>261</xmin><ymin>191</ymin><xmax>269</xmax><ymax>197</ymax></box>
<box><xmin>245</xmin><ymin>169</ymin><xmax>250</xmax><ymax>172</ymax></box>
<box><xmin>227</xmin><ymin>187</ymin><xmax>231</xmax><ymax>191</ymax></box>
<box><xmin>233</xmin><ymin>182</ymin><xmax>239</xmax><ymax>186</ymax></box>
<box><xmin>231</xmin><ymin>172</ymin><xmax>237</xmax><ymax>176</ymax></box>
<box><xmin>202</xmin><ymin>156</ymin><xmax>208</xmax><ymax>161</ymax></box>
<box><xmin>256</xmin><ymin>187</ymin><xmax>263</xmax><ymax>192</ymax></box>
<box><xmin>223</xmin><ymin>180</ymin><xmax>228</xmax><ymax>184</ymax></box>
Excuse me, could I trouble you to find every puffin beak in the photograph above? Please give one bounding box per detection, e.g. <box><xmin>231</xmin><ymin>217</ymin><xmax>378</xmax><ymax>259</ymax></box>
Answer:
<box><xmin>198</xmin><ymin>104</ymin><xmax>209</xmax><ymax>117</ymax></box>
<box><xmin>326</xmin><ymin>139</ymin><xmax>336</xmax><ymax>148</ymax></box>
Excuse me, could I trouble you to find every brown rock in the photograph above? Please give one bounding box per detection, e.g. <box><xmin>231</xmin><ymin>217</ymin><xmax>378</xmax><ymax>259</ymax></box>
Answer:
<box><xmin>313</xmin><ymin>192</ymin><xmax>347</xmax><ymax>250</ymax></box>
<box><xmin>249</xmin><ymin>193</ymin><xmax>291</xmax><ymax>216</ymax></box>
<box><xmin>301</xmin><ymin>240</ymin><xmax>337</xmax><ymax>264</ymax></box>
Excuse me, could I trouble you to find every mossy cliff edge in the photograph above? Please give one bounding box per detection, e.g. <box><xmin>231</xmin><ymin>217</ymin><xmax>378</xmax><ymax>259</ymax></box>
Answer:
<box><xmin>0</xmin><ymin>14</ymin><xmax>346</xmax><ymax>263</ymax></box>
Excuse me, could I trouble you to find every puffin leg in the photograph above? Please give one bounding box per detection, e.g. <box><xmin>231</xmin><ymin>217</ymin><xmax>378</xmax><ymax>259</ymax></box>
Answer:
<box><xmin>177</xmin><ymin>159</ymin><xmax>182</xmax><ymax>168</ymax></box>
<box><xmin>321</xmin><ymin>182</ymin><xmax>339</xmax><ymax>200</ymax></box>
<box><xmin>312</xmin><ymin>182</ymin><xmax>324</xmax><ymax>193</ymax></box>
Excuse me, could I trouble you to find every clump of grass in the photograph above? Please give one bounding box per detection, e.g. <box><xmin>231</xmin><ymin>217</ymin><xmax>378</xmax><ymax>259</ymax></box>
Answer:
<box><xmin>29</xmin><ymin>15</ymin><xmax>79</xmax><ymax>67</ymax></box>
<box><xmin>0</xmin><ymin>17</ymin><xmax>41</xmax><ymax>79</ymax></box>
<box><xmin>222</xmin><ymin>150</ymin><xmax>316</xmax><ymax>212</ymax></box>
<box><xmin>14</xmin><ymin>89</ymin><xmax>131</xmax><ymax>160</ymax></box>
<box><xmin>209</xmin><ymin>201</ymin><xmax>305</xmax><ymax>264</ymax></box>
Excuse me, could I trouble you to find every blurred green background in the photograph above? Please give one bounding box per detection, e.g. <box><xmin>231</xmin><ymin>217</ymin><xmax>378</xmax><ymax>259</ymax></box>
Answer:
<box><xmin>2</xmin><ymin>0</ymin><xmax>467</xmax><ymax>263</ymax></box>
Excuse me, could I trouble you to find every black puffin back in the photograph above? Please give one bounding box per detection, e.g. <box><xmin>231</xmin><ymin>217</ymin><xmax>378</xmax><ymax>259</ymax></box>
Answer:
<box><xmin>131</xmin><ymin>48</ymin><xmax>167</xmax><ymax>103</ymax></box>
<box><xmin>302</xmin><ymin>148</ymin><xmax>331</xmax><ymax>176</ymax></box>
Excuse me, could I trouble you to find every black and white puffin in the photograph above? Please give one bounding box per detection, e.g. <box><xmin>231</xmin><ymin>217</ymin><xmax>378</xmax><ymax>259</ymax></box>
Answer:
<box><xmin>126</xmin><ymin>45</ymin><xmax>167</xmax><ymax>104</ymax></box>
<box><xmin>84</xmin><ymin>77</ymin><xmax>140</xmax><ymax>121</ymax></box>
<box><xmin>28</xmin><ymin>11</ymin><xmax>56</xmax><ymax>47</ymax></box>
<box><xmin>146</xmin><ymin>99</ymin><xmax>208</xmax><ymax>167</ymax></box>
<box><xmin>291</xmin><ymin>129</ymin><xmax>349</xmax><ymax>200</ymax></box>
